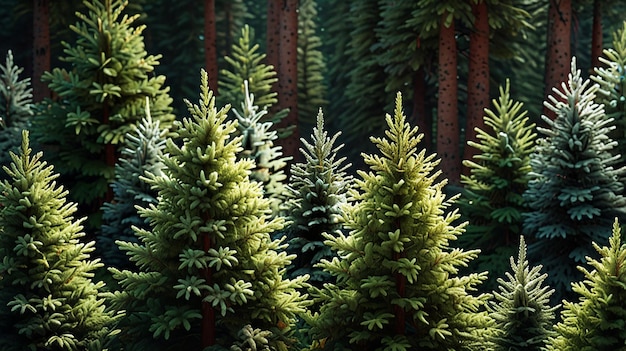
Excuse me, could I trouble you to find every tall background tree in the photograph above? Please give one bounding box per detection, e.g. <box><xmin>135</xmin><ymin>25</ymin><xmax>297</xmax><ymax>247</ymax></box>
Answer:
<box><xmin>543</xmin><ymin>0</ymin><xmax>572</xmax><ymax>120</ymax></box>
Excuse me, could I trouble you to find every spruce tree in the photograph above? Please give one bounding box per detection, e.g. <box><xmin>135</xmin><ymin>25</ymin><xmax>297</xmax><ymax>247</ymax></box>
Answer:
<box><xmin>547</xmin><ymin>218</ymin><xmax>626</xmax><ymax>350</ymax></box>
<box><xmin>31</xmin><ymin>0</ymin><xmax>174</xmax><ymax>225</ymax></box>
<box><xmin>306</xmin><ymin>93</ymin><xmax>491</xmax><ymax>351</ymax></box>
<box><xmin>458</xmin><ymin>80</ymin><xmax>536</xmax><ymax>290</ymax></box>
<box><xmin>523</xmin><ymin>57</ymin><xmax>626</xmax><ymax>299</ymax></box>
<box><xmin>0</xmin><ymin>130</ymin><xmax>120</xmax><ymax>351</ymax></box>
<box><xmin>283</xmin><ymin>110</ymin><xmax>351</xmax><ymax>285</ymax></box>
<box><xmin>98</xmin><ymin>102</ymin><xmax>167</xmax><ymax>269</ymax></box>
<box><xmin>0</xmin><ymin>50</ymin><xmax>33</xmax><ymax>176</ymax></box>
<box><xmin>108</xmin><ymin>70</ymin><xmax>308</xmax><ymax>350</ymax></box>
<box><xmin>487</xmin><ymin>236</ymin><xmax>558</xmax><ymax>351</ymax></box>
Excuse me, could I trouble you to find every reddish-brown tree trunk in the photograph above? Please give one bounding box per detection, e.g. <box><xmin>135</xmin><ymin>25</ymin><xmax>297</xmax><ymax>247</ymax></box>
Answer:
<box><xmin>204</xmin><ymin>0</ymin><xmax>218</xmax><ymax>93</ymax></box>
<box><xmin>591</xmin><ymin>0</ymin><xmax>602</xmax><ymax>69</ymax></box>
<box><xmin>412</xmin><ymin>66</ymin><xmax>431</xmax><ymax>151</ymax></box>
<box><xmin>33</xmin><ymin>0</ymin><xmax>51</xmax><ymax>102</ymax></box>
<box><xmin>463</xmin><ymin>0</ymin><xmax>489</xmax><ymax>175</ymax></box>
<box><xmin>543</xmin><ymin>0</ymin><xmax>571</xmax><ymax>120</ymax></box>
<box><xmin>275</xmin><ymin>0</ymin><xmax>300</xmax><ymax>163</ymax></box>
<box><xmin>266</xmin><ymin>1</ymin><xmax>280</xmax><ymax>76</ymax></box>
<box><xmin>437</xmin><ymin>13</ymin><xmax>460</xmax><ymax>185</ymax></box>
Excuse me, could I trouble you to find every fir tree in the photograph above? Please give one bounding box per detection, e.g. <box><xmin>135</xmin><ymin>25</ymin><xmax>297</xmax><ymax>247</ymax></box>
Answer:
<box><xmin>547</xmin><ymin>218</ymin><xmax>626</xmax><ymax>350</ymax></box>
<box><xmin>0</xmin><ymin>50</ymin><xmax>33</xmax><ymax>177</ymax></box>
<box><xmin>232</xmin><ymin>80</ymin><xmax>290</xmax><ymax>215</ymax></box>
<box><xmin>108</xmin><ymin>70</ymin><xmax>308</xmax><ymax>350</ymax></box>
<box><xmin>458</xmin><ymin>80</ymin><xmax>536</xmax><ymax>290</ymax></box>
<box><xmin>487</xmin><ymin>236</ymin><xmax>558</xmax><ymax>351</ymax></box>
<box><xmin>0</xmin><ymin>130</ymin><xmax>120</xmax><ymax>351</ymax></box>
<box><xmin>523</xmin><ymin>57</ymin><xmax>626</xmax><ymax>299</ymax></box>
<box><xmin>31</xmin><ymin>0</ymin><xmax>174</xmax><ymax>225</ymax></box>
<box><xmin>98</xmin><ymin>100</ymin><xmax>167</xmax><ymax>269</ymax></box>
<box><xmin>283</xmin><ymin>110</ymin><xmax>351</xmax><ymax>285</ymax></box>
<box><xmin>306</xmin><ymin>93</ymin><xmax>491</xmax><ymax>351</ymax></box>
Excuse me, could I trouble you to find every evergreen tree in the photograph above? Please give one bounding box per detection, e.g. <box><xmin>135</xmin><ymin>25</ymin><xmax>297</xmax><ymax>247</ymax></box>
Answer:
<box><xmin>523</xmin><ymin>57</ymin><xmax>626</xmax><ymax>299</ymax></box>
<box><xmin>0</xmin><ymin>50</ymin><xmax>33</xmax><ymax>177</ymax></box>
<box><xmin>487</xmin><ymin>236</ymin><xmax>558</xmax><ymax>351</ymax></box>
<box><xmin>32</xmin><ymin>0</ymin><xmax>174</xmax><ymax>226</ymax></box>
<box><xmin>108</xmin><ymin>70</ymin><xmax>308</xmax><ymax>350</ymax></box>
<box><xmin>0</xmin><ymin>130</ymin><xmax>120</xmax><ymax>351</ymax></box>
<box><xmin>232</xmin><ymin>80</ymin><xmax>290</xmax><ymax>215</ymax></box>
<box><xmin>306</xmin><ymin>93</ymin><xmax>491</xmax><ymax>351</ymax></box>
<box><xmin>547</xmin><ymin>218</ymin><xmax>626</xmax><ymax>350</ymax></box>
<box><xmin>98</xmin><ymin>101</ymin><xmax>167</xmax><ymax>269</ymax></box>
<box><xmin>592</xmin><ymin>21</ymin><xmax>626</xmax><ymax>171</ymax></box>
<box><xmin>283</xmin><ymin>110</ymin><xmax>351</xmax><ymax>285</ymax></box>
<box><xmin>458</xmin><ymin>80</ymin><xmax>536</xmax><ymax>290</ymax></box>
<box><xmin>297</xmin><ymin>0</ymin><xmax>327</xmax><ymax>129</ymax></box>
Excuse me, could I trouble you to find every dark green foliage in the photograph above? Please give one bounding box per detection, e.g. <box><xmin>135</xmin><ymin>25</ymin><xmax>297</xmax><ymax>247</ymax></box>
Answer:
<box><xmin>98</xmin><ymin>104</ymin><xmax>167</xmax><ymax>269</ymax></box>
<box><xmin>31</xmin><ymin>0</ymin><xmax>174</xmax><ymax>215</ymax></box>
<box><xmin>547</xmin><ymin>219</ymin><xmax>626</xmax><ymax>350</ymax></box>
<box><xmin>232</xmin><ymin>80</ymin><xmax>290</xmax><ymax>215</ymax></box>
<box><xmin>283</xmin><ymin>110</ymin><xmax>351</xmax><ymax>286</ymax></box>
<box><xmin>458</xmin><ymin>80</ymin><xmax>536</xmax><ymax>290</ymax></box>
<box><xmin>0</xmin><ymin>50</ymin><xmax>32</xmax><ymax>177</ymax></box>
<box><xmin>523</xmin><ymin>57</ymin><xmax>626</xmax><ymax>298</ymax></box>
<box><xmin>108</xmin><ymin>70</ymin><xmax>308</xmax><ymax>350</ymax></box>
<box><xmin>487</xmin><ymin>236</ymin><xmax>558</xmax><ymax>351</ymax></box>
<box><xmin>0</xmin><ymin>131</ymin><xmax>120</xmax><ymax>351</ymax></box>
<box><xmin>306</xmin><ymin>93</ymin><xmax>491</xmax><ymax>351</ymax></box>
<box><xmin>592</xmin><ymin>21</ymin><xmax>626</xmax><ymax>171</ymax></box>
<box><xmin>297</xmin><ymin>0</ymin><xmax>327</xmax><ymax>128</ymax></box>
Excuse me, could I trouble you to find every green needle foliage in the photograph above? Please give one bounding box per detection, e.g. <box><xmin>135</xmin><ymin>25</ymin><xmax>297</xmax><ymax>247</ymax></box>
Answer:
<box><xmin>487</xmin><ymin>236</ymin><xmax>558</xmax><ymax>351</ymax></box>
<box><xmin>0</xmin><ymin>131</ymin><xmax>120</xmax><ymax>351</ymax></box>
<box><xmin>547</xmin><ymin>218</ymin><xmax>626</xmax><ymax>350</ymax></box>
<box><xmin>108</xmin><ymin>70</ymin><xmax>308</xmax><ymax>350</ymax></box>
<box><xmin>523</xmin><ymin>57</ymin><xmax>626</xmax><ymax>299</ymax></box>
<box><xmin>32</xmin><ymin>0</ymin><xmax>174</xmax><ymax>218</ymax></box>
<box><xmin>458</xmin><ymin>80</ymin><xmax>536</xmax><ymax>290</ymax></box>
<box><xmin>306</xmin><ymin>93</ymin><xmax>491</xmax><ymax>351</ymax></box>
<box><xmin>232</xmin><ymin>80</ymin><xmax>290</xmax><ymax>216</ymax></box>
<box><xmin>592</xmin><ymin>21</ymin><xmax>626</xmax><ymax>170</ymax></box>
<box><xmin>0</xmin><ymin>50</ymin><xmax>33</xmax><ymax>178</ymax></box>
<box><xmin>283</xmin><ymin>110</ymin><xmax>352</xmax><ymax>286</ymax></box>
<box><xmin>98</xmin><ymin>101</ymin><xmax>168</xmax><ymax>269</ymax></box>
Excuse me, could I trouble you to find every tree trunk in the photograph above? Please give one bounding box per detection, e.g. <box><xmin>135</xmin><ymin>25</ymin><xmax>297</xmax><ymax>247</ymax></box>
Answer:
<box><xmin>463</xmin><ymin>0</ymin><xmax>489</xmax><ymax>175</ymax></box>
<box><xmin>437</xmin><ymin>12</ymin><xmax>460</xmax><ymax>185</ymax></box>
<box><xmin>591</xmin><ymin>0</ymin><xmax>602</xmax><ymax>69</ymax></box>
<box><xmin>266</xmin><ymin>0</ymin><xmax>280</xmax><ymax>75</ymax></box>
<box><xmin>33</xmin><ymin>0</ymin><xmax>51</xmax><ymax>102</ymax></box>
<box><xmin>204</xmin><ymin>0</ymin><xmax>218</xmax><ymax>93</ymax></box>
<box><xmin>275</xmin><ymin>0</ymin><xmax>300</xmax><ymax>164</ymax></box>
<box><xmin>412</xmin><ymin>66</ymin><xmax>431</xmax><ymax>151</ymax></box>
<box><xmin>543</xmin><ymin>0</ymin><xmax>571</xmax><ymax>120</ymax></box>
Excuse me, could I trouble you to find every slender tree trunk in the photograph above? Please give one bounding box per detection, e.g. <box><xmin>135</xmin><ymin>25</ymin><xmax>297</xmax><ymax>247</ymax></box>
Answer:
<box><xmin>266</xmin><ymin>1</ymin><xmax>280</xmax><ymax>76</ymax></box>
<box><xmin>204</xmin><ymin>0</ymin><xmax>218</xmax><ymax>93</ymax></box>
<box><xmin>591</xmin><ymin>0</ymin><xmax>602</xmax><ymax>68</ymax></box>
<box><xmin>463</xmin><ymin>0</ymin><xmax>489</xmax><ymax>175</ymax></box>
<box><xmin>33</xmin><ymin>0</ymin><xmax>51</xmax><ymax>102</ymax></box>
<box><xmin>412</xmin><ymin>66</ymin><xmax>431</xmax><ymax>151</ymax></box>
<box><xmin>275</xmin><ymin>0</ymin><xmax>300</xmax><ymax>163</ymax></box>
<box><xmin>543</xmin><ymin>0</ymin><xmax>571</xmax><ymax>120</ymax></box>
<box><xmin>437</xmin><ymin>12</ymin><xmax>460</xmax><ymax>185</ymax></box>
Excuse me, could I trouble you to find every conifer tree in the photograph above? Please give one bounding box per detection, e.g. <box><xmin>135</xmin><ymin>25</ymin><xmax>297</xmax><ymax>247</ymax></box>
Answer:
<box><xmin>0</xmin><ymin>130</ymin><xmax>120</xmax><ymax>351</ymax></box>
<box><xmin>0</xmin><ymin>50</ymin><xmax>33</xmax><ymax>177</ymax></box>
<box><xmin>458</xmin><ymin>80</ymin><xmax>536</xmax><ymax>290</ymax></box>
<box><xmin>283</xmin><ymin>110</ymin><xmax>351</xmax><ymax>285</ymax></box>
<box><xmin>487</xmin><ymin>236</ymin><xmax>558</xmax><ymax>351</ymax></box>
<box><xmin>547</xmin><ymin>218</ymin><xmax>626</xmax><ymax>350</ymax></box>
<box><xmin>31</xmin><ymin>0</ymin><xmax>174</xmax><ymax>224</ymax></box>
<box><xmin>592</xmin><ymin>21</ymin><xmax>626</xmax><ymax>170</ymax></box>
<box><xmin>306</xmin><ymin>93</ymin><xmax>491</xmax><ymax>351</ymax></box>
<box><xmin>98</xmin><ymin>101</ymin><xmax>167</xmax><ymax>269</ymax></box>
<box><xmin>108</xmin><ymin>70</ymin><xmax>308</xmax><ymax>350</ymax></box>
<box><xmin>523</xmin><ymin>57</ymin><xmax>626</xmax><ymax>298</ymax></box>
